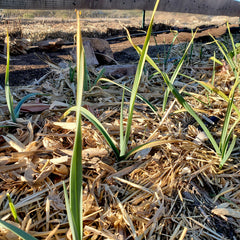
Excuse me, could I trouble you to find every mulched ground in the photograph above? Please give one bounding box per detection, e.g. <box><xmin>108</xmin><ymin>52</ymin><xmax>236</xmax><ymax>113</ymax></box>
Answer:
<box><xmin>0</xmin><ymin>14</ymin><xmax>240</xmax><ymax>240</ymax></box>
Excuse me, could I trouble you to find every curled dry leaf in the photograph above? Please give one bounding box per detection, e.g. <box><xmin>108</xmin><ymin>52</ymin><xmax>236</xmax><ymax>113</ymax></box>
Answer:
<box><xmin>212</xmin><ymin>208</ymin><xmax>240</xmax><ymax>218</ymax></box>
<box><xmin>53</xmin><ymin>164</ymin><xmax>69</xmax><ymax>177</ymax></box>
<box><xmin>42</xmin><ymin>137</ymin><xmax>63</xmax><ymax>150</ymax></box>
<box><xmin>82</xmin><ymin>147</ymin><xmax>108</xmax><ymax>159</ymax></box>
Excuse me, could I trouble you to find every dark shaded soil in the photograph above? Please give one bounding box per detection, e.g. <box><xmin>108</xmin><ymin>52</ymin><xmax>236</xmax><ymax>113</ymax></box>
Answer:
<box><xmin>0</xmin><ymin>21</ymin><xmax>239</xmax><ymax>88</ymax></box>
<box><xmin>0</xmin><ymin>46</ymin><xmax>74</xmax><ymax>87</ymax></box>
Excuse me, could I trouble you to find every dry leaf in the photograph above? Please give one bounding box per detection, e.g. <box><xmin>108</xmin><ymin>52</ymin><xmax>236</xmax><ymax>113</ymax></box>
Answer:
<box><xmin>212</xmin><ymin>208</ymin><xmax>240</xmax><ymax>218</ymax></box>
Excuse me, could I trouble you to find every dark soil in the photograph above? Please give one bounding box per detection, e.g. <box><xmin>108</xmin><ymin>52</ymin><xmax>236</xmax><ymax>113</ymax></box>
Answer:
<box><xmin>0</xmin><ymin>20</ymin><xmax>239</xmax><ymax>88</ymax></box>
<box><xmin>0</xmin><ymin>46</ymin><xmax>74</xmax><ymax>87</ymax></box>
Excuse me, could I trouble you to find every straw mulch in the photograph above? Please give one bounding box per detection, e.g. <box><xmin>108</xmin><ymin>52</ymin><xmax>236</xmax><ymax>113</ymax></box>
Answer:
<box><xmin>0</xmin><ymin>39</ymin><xmax>240</xmax><ymax>240</ymax></box>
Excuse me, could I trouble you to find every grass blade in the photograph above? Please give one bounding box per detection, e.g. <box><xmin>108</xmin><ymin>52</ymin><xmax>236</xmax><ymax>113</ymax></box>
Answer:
<box><xmin>14</xmin><ymin>93</ymin><xmax>46</xmax><ymax>118</ymax></box>
<box><xmin>219</xmin><ymin>96</ymin><xmax>234</xmax><ymax>152</ymax></box>
<box><xmin>227</xmin><ymin>22</ymin><xmax>237</xmax><ymax>63</ymax></box>
<box><xmin>81</xmin><ymin>106</ymin><xmax>120</xmax><ymax>159</ymax></box>
<box><xmin>126</xmin><ymin>23</ymin><xmax>196</xmax><ymax>114</ymax></box>
<box><xmin>229</xmin><ymin>75</ymin><xmax>240</xmax><ymax>99</ymax></box>
<box><xmin>210</xmin><ymin>53</ymin><xmax>217</xmax><ymax>85</ymax></box>
<box><xmin>68</xmin><ymin>11</ymin><xmax>84</xmax><ymax>240</ymax></box>
<box><xmin>120</xmin><ymin>87</ymin><xmax>125</xmax><ymax>154</ymax></box>
<box><xmin>121</xmin><ymin>0</ymin><xmax>160</xmax><ymax>157</ymax></box>
<box><xmin>4</xmin><ymin>30</ymin><xmax>16</xmax><ymax>122</ymax></box>
<box><xmin>62</xmin><ymin>106</ymin><xmax>120</xmax><ymax>160</ymax></box>
<box><xmin>202</xmin><ymin>82</ymin><xmax>240</xmax><ymax>116</ymax></box>
<box><xmin>63</xmin><ymin>181</ymin><xmax>78</xmax><ymax>238</ymax></box>
<box><xmin>209</xmin><ymin>56</ymin><xmax>223</xmax><ymax>66</ymax></box>
<box><xmin>179</xmin><ymin>76</ymin><xmax>240</xmax><ymax>118</ymax></box>
<box><xmin>0</xmin><ymin>219</ymin><xmax>37</xmax><ymax>240</ymax></box>
<box><xmin>128</xmin><ymin>33</ymin><xmax>220</xmax><ymax>154</ymax></box>
<box><xmin>98</xmin><ymin>78</ymin><xmax>159</xmax><ymax>117</ymax></box>
<box><xmin>210</xmin><ymin>34</ymin><xmax>236</xmax><ymax>76</ymax></box>
<box><xmin>125</xmin><ymin>28</ymin><xmax>159</xmax><ymax>72</ymax></box>
<box><xmin>164</xmin><ymin>31</ymin><xmax>178</xmax><ymax>66</ymax></box>
<box><xmin>83</xmin><ymin>54</ymin><xmax>89</xmax><ymax>91</ymax></box>
<box><xmin>221</xmin><ymin>115</ymin><xmax>240</xmax><ymax>159</ymax></box>
<box><xmin>162</xmin><ymin>31</ymin><xmax>197</xmax><ymax>111</ymax></box>
<box><xmin>124</xmin><ymin>139</ymin><xmax>190</xmax><ymax>159</ymax></box>
<box><xmin>130</xmin><ymin>33</ymin><xmax>222</xmax><ymax>154</ymax></box>
<box><xmin>69</xmin><ymin>65</ymin><xmax>76</xmax><ymax>83</ymax></box>
<box><xmin>161</xmin><ymin>72</ymin><xmax>220</xmax><ymax>155</ymax></box>
<box><xmin>94</xmin><ymin>68</ymin><xmax>105</xmax><ymax>86</ymax></box>
<box><xmin>7</xmin><ymin>193</ymin><xmax>19</xmax><ymax>223</ymax></box>
<box><xmin>220</xmin><ymin>134</ymin><xmax>237</xmax><ymax>169</ymax></box>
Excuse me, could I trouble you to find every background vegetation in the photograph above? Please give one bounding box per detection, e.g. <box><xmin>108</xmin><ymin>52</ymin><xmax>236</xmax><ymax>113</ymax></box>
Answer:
<box><xmin>1</xmin><ymin>9</ymin><xmax>147</xmax><ymax>19</ymax></box>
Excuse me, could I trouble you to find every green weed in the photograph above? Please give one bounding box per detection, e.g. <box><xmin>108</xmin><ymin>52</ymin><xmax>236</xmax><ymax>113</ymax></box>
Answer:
<box><xmin>62</xmin><ymin>0</ymin><xmax>162</xmax><ymax>161</ymax></box>
<box><xmin>4</xmin><ymin>31</ymin><xmax>45</xmax><ymax>123</ymax></box>
<box><xmin>149</xmin><ymin>23</ymin><xmax>240</xmax><ymax>168</ymax></box>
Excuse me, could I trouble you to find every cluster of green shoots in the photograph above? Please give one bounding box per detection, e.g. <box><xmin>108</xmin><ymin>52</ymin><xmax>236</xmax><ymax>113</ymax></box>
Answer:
<box><xmin>1</xmin><ymin>0</ymin><xmax>239</xmax><ymax>238</ymax></box>
<box><xmin>3</xmin><ymin>30</ymin><xmax>46</xmax><ymax>125</ymax></box>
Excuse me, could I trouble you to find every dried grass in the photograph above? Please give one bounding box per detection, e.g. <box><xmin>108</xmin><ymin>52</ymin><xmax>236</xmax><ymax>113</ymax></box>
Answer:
<box><xmin>0</xmin><ymin>37</ymin><xmax>240</xmax><ymax>240</ymax></box>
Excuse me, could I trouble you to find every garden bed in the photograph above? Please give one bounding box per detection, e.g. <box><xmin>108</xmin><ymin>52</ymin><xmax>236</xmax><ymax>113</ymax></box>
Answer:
<box><xmin>0</xmin><ymin>12</ymin><xmax>240</xmax><ymax>239</ymax></box>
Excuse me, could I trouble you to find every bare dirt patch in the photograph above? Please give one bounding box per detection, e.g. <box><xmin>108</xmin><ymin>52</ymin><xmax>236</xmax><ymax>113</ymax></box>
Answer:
<box><xmin>0</xmin><ymin>13</ymin><xmax>240</xmax><ymax>240</ymax></box>
<box><xmin>0</xmin><ymin>13</ymin><xmax>239</xmax><ymax>87</ymax></box>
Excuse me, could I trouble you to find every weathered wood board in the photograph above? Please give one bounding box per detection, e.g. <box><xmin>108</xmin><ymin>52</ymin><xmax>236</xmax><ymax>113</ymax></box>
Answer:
<box><xmin>0</xmin><ymin>0</ymin><xmax>240</xmax><ymax>16</ymax></box>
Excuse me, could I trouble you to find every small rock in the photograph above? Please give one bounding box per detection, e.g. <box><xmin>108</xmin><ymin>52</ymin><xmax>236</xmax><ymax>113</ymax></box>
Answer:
<box><xmin>83</xmin><ymin>40</ymin><xmax>99</xmax><ymax>66</ymax></box>
<box><xmin>4</xmin><ymin>37</ymin><xmax>30</xmax><ymax>55</ymax></box>
<box><xmin>97</xmin><ymin>64</ymin><xmax>137</xmax><ymax>78</ymax></box>
<box><xmin>71</xmin><ymin>39</ymin><xmax>99</xmax><ymax>66</ymax></box>
<box><xmin>37</xmin><ymin>38</ymin><xmax>64</xmax><ymax>51</ymax></box>
<box><xmin>71</xmin><ymin>38</ymin><xmax>114</xmax><ymax>66</ymax></box>
<box><xmin>88</xmin><ymin>38</ymin><xmax>114</xmax><ymax>64</ymax></box>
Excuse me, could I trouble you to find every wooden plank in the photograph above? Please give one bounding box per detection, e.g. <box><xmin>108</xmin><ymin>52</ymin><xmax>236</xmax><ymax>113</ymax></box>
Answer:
<box><xmin>0</xmin><ymin>0</ymin><xmax>240</xmax><ymax>16</ymax></box>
